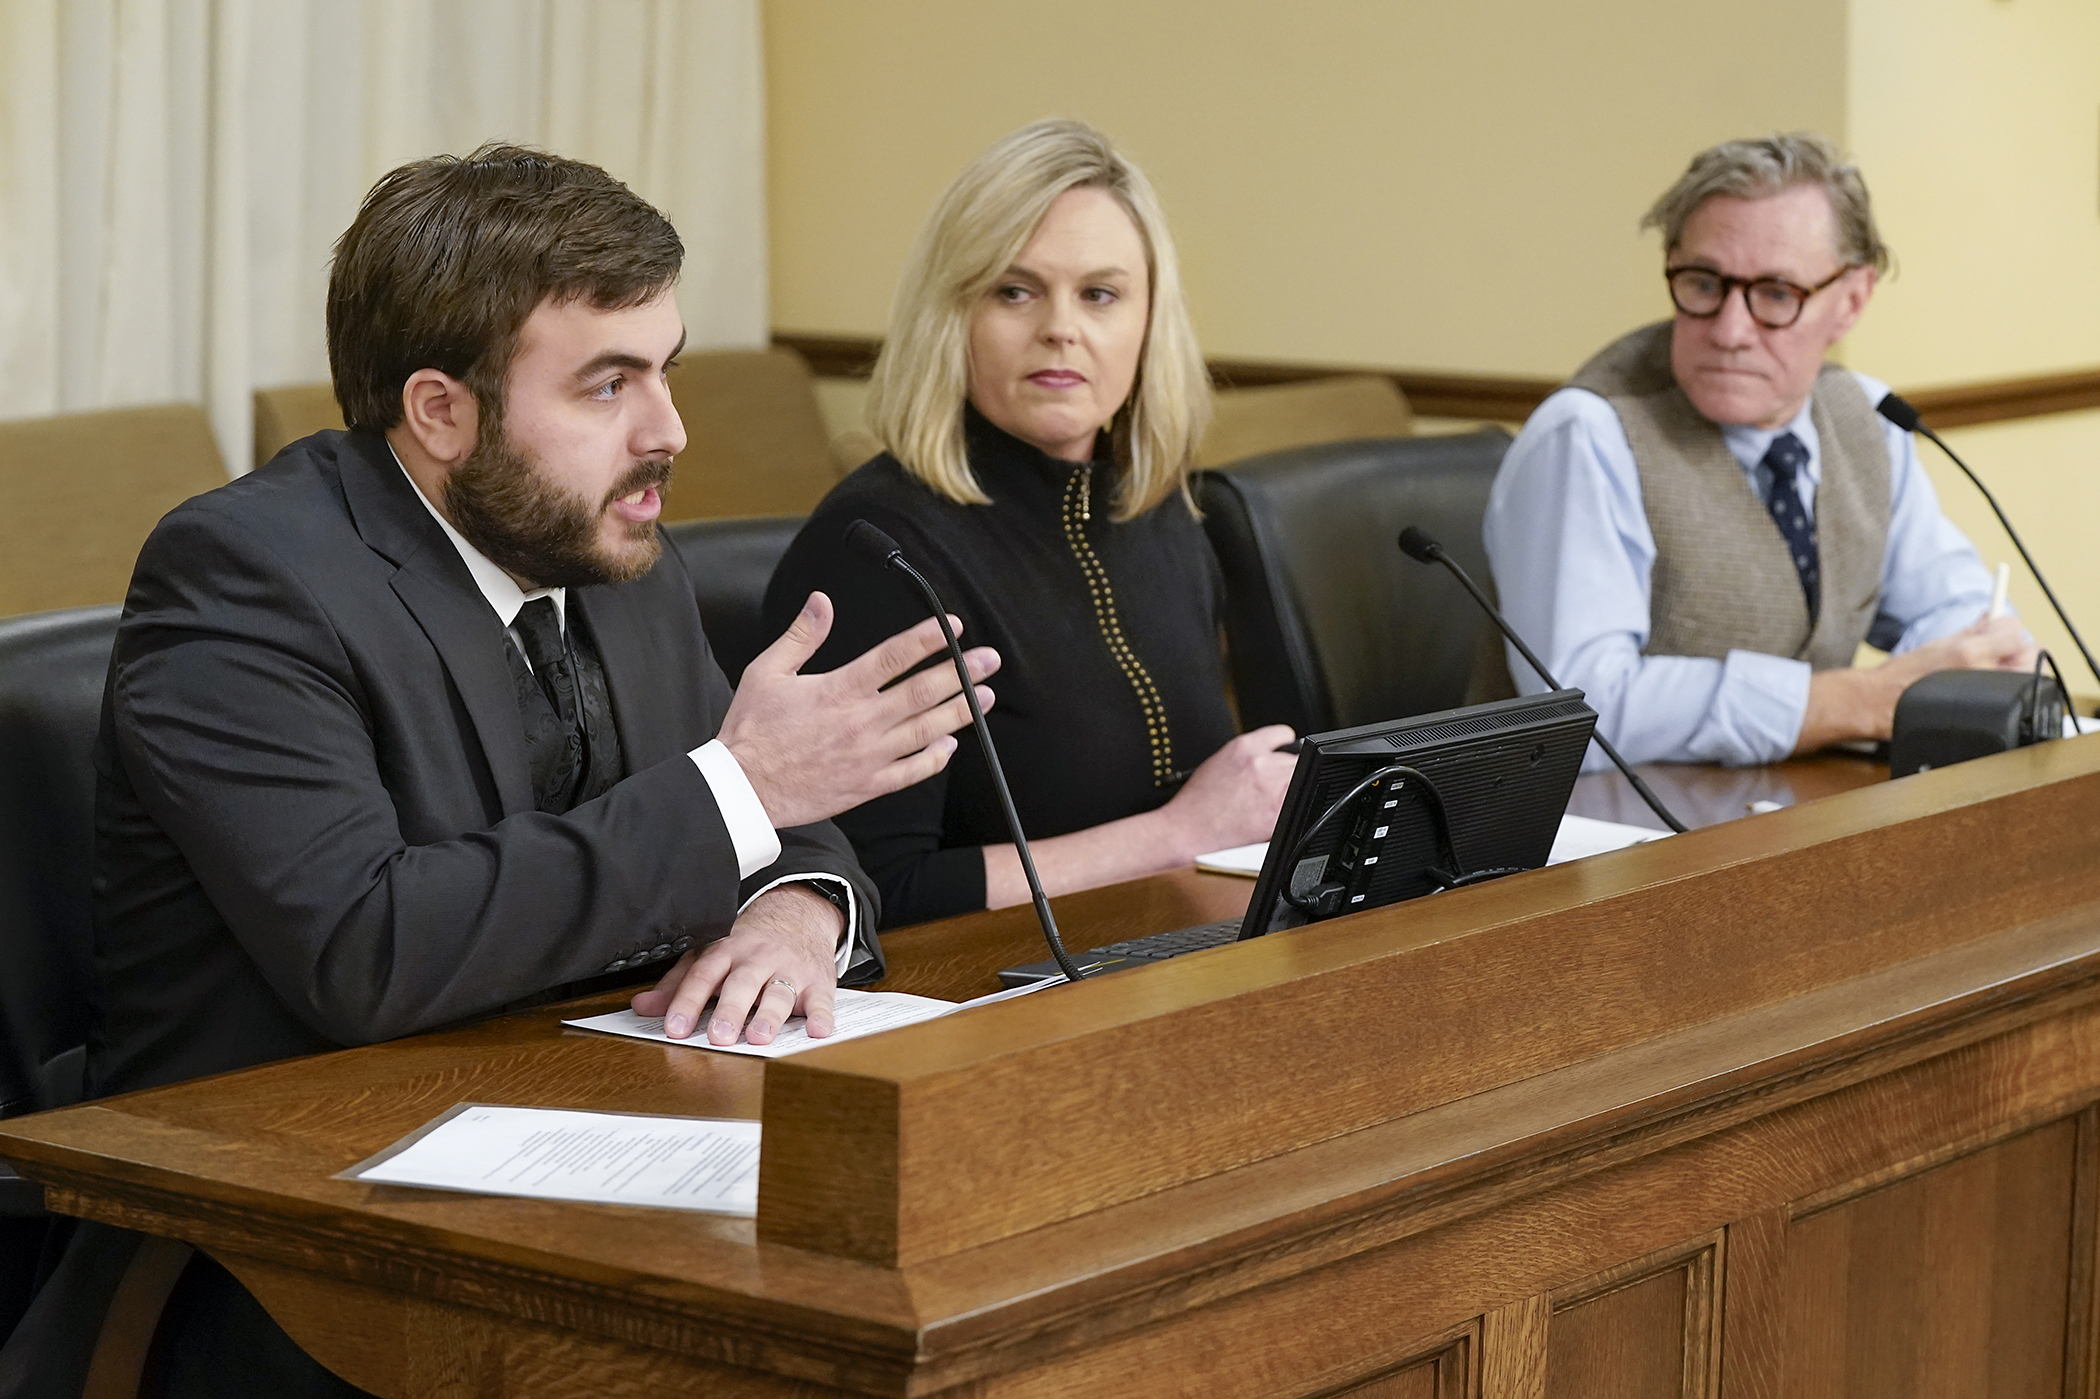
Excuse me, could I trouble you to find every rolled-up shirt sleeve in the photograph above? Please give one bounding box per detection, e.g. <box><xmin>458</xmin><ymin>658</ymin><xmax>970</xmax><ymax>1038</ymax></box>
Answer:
<box><xmin>1483</xmin><ymin>388</ymin><xmax>1812</xmax><ymax>769</ymax></box>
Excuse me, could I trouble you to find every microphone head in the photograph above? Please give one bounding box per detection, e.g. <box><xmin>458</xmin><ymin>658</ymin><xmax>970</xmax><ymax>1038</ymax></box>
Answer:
<box><xmin>845</xmin><ymin>519</ymin><xmax>904</xmax><ymax>569</ymax></box>
<box><xmin>1396</xmin><ymin>526</ymin><xmax>1443</xmax><ymax>564</ymax></box>
<box><xmin>1876</xmin><ymin>392</ymin><xmax>1922</xmax><ymax>433</ymax></box>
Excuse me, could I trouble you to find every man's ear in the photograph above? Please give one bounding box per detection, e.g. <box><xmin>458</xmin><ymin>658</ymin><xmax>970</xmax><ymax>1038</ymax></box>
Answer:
<box><xmin>1824</xmin><ymin>266</ymin><xmax>1877</xmax><ymax>345</ymax></box>
<box><xmin>399</xmin><ymin>370</ymin><xmax>481</xmax><ymax>466</ymax></box>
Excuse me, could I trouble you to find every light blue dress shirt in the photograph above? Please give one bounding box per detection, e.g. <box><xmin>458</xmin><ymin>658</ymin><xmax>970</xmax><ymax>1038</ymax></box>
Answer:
<box><xmin>1482</xmin><ymin>370</ymin><xmax>1997</xmax><ymax>770</ymax></box>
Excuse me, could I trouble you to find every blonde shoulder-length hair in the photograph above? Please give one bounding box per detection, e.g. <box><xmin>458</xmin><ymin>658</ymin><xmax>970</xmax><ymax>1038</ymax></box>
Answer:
<box><xmin>865</xmin><ymin>118</ymin><xmax>1211</xmax><ymax>522</ymax></box>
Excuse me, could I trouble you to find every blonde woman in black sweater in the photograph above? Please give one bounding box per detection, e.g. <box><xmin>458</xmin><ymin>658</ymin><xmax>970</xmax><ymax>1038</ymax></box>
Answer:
<box><xmin>766</xmin><ymin>119</ymin><xmax>1293</xmax><ymax>928</ymax></box>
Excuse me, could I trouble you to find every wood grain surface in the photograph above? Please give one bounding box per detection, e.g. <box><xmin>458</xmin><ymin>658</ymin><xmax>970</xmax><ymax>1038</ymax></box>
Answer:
<box><xmin>6</xmin><ymin>744</ymin><xmax>2100</xmax><ymax>1398</ymax></box>
<box><xmin>774</xmin><ymin>332</ymin><xmax>2100</xmax><ymax>431</ymax></box>
<box><xmin>760</xmin><ymin>741</ymin><xmax>2093</xmax><ymax>1265</ymax></box>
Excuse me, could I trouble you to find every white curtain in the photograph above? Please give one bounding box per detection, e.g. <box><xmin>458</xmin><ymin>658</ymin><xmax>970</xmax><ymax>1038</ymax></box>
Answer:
<box><xmin>0</xmin><ymin>0</ymin><xmax>767</xmax><ymax>473</ymax></box>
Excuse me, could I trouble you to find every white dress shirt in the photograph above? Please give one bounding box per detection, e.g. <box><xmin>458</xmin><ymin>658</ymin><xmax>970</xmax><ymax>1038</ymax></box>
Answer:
<box><xmin>395</xmin><ymin>456</ymin><xmax>860</xmax><ymax>970</ymax></box>
<box><xmin>1483</xmin><ymin>371</ymin><xmax>1998</xmax><ymax>770</ymax></box>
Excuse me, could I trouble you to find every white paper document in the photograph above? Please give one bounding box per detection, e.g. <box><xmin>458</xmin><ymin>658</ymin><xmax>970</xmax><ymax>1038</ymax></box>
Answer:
<box><xmin>1193</xmin><ymin>841</ymin><xmax>1267</xmax><ymax>877</ymax></box>
<box><xmin>1194</xmin><ymin>813</ymin><xmax>1667</xmax><ymax>881</ymax></box>
<box><xmin>564</xmin><ymin>978</ymin><xmax>1063</xmax><ymax>1057</ymax></box>
<box><xmin>1545</xmin><ymin>813</ymin><xmax>1668</xmax><ymax>863</ymax></box>
<box><xmin>342</xmin><ymin>1104</ymin><xmax>761</xmax><ymax>1214</ymax></box>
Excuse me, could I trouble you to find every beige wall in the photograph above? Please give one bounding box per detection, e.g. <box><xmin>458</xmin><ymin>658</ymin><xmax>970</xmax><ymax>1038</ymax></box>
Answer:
<box><xmin>1844</xmin><ymin>0</ymin><xmax>2100</xmax><ymax>683</ymax></box>
<box><xmin>765</xmin><ymin>0</ymin><xmax>1844</xmax><ymax>375</ymax></box>
<box><xmin>767</xmin><ymin>0</ymin><xmax>2100</xmax><ymax>686</ymax></box>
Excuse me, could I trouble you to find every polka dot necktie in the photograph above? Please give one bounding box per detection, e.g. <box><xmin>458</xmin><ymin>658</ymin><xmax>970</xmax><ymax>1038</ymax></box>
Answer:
<box><xmin>1760</xmin><ymin>431</ymin><xmax>1819</xmax><ymax>621</ymax></box>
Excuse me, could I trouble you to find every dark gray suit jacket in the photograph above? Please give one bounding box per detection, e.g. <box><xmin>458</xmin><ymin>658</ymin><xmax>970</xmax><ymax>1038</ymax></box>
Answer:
<box><xmin>0</xmin><ymin>429</ymin><xmax>883</xmax><ymax>1399</ymax></box>
<box><xmin>90</xmin><ymin>427</ymin><xmax>879</xmax><ymax>1097</ymax></box>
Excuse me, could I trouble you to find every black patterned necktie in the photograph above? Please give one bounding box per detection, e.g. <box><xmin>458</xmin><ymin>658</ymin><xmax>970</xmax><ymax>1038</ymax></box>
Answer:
<box><xmin>513</xmin><ymin>599</ymin><xmax>574</xmax><ymax>721</ymax></box>
<box><xmin>503</xmin><ymin>597</ymin><xmax>624</xmax><ymax>813</ymax></box>
<box><xmin>509</xmin><ymin>597</ymin><xmax>586</xmax><ymax>812</ymax></box>
<box><xmin>1760</xmin><ymin>431</ymin><xmax>1820</xmax><ymax>620</ymax></box>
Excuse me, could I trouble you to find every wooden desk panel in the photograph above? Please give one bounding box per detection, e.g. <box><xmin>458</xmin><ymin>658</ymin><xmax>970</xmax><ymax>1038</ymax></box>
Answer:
<box><xmin>5</xmin><ymin>746</ymin><xmax>2098</xmax><ymax>1399</ymax></box>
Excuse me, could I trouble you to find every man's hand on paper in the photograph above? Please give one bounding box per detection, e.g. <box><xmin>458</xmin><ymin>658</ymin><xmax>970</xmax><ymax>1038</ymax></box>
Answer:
<box><xmin>631</xmin><ymin>883</ymin><xmax>843</xmax><ymax>1046</ymax></box>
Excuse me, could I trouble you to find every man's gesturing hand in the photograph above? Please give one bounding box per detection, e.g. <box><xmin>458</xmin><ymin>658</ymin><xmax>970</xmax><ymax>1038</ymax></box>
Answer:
<box><xmin>718</xmin><ymin>591</ymin><xmax>999</xmax><ymax>829</ymax></box>
<box><xmin>632</xmin><ymin>884</ymin><xmax>843</xmax><ymax>1045</ymax></box>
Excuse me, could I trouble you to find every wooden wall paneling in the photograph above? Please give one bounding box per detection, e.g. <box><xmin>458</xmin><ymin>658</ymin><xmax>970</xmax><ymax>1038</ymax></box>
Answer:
<box><xmin>1314</xmin><ymin>1323</ymin><xmax>1476</xmax><ymax>1399</ymax></box>
<box><xmin>1901</xmin><ymin>368</ymin><xmax>2100</xmax><ymax>430</ymax></box>
<box><xmin>1716</xmin><ymin>1210</ymin><xmax>1787</xmax><ymax>1399</ymax></box>
<box><xmin>1480</xmin><ymin>1295</ymin><xmax>1548</xmax><ymax>1399</ymax></box>
<box><xmin>770</xmin><ymin>334</ymin><xmax>2100</xmax><ymax>431</ymax></box>
<box><xmin>2065</xmin><ymin>1106</ymin><xmax>2100</xmax><ymax>1398</ymax></box>
<box><xmin>215</xmin><ymin>1254</ymin><xmax>850</xmax><ymax>1399</ymax></box>
<box><xmin>903</xmin><ymin>987</ymin><xmax>2100</xmax><ymax>1397</ymax></box>
<box><xmin>16</xmin><ymin>755</ymin><xmax>2100</xmax><ymax>1397</ymax></box>
<box><xmin>19</xmin><ymin>904</ymin><xmax>2100</xmax><ymax>1399</ymax></box>
<box><xmin>762</xmin><ymin>742</ymin><xmax>2100</xmax><ymax>1268</ymax></box>
<box><xmin>1544</xmin><ymin>1233</ymin><xmax>1720</xmax><ymax>1399</ymax></box>
<box><xmin>1547</xmin><ymin>1272</ymin><xmax>1686</xmax><ymax>1399</ymax></box>
<box><xmin>937</xmin><ymin>997</ymin><xmax>2100</xmax><ymax>1399</ymax></box>
<box><xmin>1780</xmin><ymin>1117</ymin><xmax>2079</xmax><ymax>1399</ymax></box>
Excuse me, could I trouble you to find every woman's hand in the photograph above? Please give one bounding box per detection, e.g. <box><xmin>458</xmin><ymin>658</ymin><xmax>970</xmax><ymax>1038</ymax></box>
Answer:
<box><xmin>980</xmin><ymin>725</ymin><xmax>1300</xmax><ymax>909</ymax></box>
<box><xmin>1157</xmin><ymin>724</ymin><xmax>1298</xmax><ymax>860</ymax></box>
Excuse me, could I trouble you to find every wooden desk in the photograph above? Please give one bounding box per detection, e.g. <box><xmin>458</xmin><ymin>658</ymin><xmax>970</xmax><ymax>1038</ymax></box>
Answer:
<box><xmin>1566</xmin><ymin>750</ymin><xmax>1886</xmax><ymax>833</ymax></box>
<box><xmin>8</xmin><ymin>745</ymin><xmax>2100</xmax><ymax>1399</ymax></box>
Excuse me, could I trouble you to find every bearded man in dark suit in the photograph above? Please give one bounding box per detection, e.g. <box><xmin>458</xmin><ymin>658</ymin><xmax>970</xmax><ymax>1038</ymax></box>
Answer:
<box><xmin>1</xmin><ymin>146</ymin><xmax>999</xmax><ymax>1399</ymax></box>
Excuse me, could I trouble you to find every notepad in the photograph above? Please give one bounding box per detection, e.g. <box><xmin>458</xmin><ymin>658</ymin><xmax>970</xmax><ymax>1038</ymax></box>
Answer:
<box><xmin>1545</xmin><ymin>813</ymin><xmax>1669</xmax><ymax>863</ymax></box>
<box><xmin>340</xmin><ymin>1104</ymin><xmax>762</xmax><ymax>1214</ymax></box>
<box><xmin>1195</xmin><ymin>812</ymin><xmax>1666</xmax><ymax>879</ymax></box>
<box><xmin>563</xmin><ymin>978</ymin><xmax>1062</xmax><ymax>1057</ymax></box>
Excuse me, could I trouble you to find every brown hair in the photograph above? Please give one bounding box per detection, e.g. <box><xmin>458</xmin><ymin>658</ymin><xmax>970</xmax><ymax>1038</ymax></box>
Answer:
<box><xmin>327</xmin><ymin>143</ymin><xmax>683</xmax><ymax>431</ymax></box>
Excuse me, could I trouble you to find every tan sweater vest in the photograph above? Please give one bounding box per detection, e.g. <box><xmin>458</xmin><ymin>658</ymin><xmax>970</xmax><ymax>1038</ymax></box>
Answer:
<box><xmin>1567</xmin><ymin>322</ymin><xmax>1890</xmax><ymax>671</ymax></box>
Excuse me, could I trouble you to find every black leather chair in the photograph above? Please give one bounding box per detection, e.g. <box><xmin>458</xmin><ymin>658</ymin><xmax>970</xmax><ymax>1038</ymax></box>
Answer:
<box><xmin>663</xmin><ymin>515</ymin><xmax>806</xmax><ymax>686</ymax></box>
<box><xmin>1196</xmin><ymin>429</ymin><xmax>1514</xmax><ymax>735</ymax></box>
<box><xmin>0</xmin><ymin>604</ymin><xmax>122</xmax><ymax>1342</ymax></box>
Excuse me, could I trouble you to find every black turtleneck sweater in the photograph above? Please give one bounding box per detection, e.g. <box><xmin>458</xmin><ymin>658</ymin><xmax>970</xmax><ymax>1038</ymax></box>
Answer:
<box><xmin>762</xmin><ymin>412</ymin><xmax>1238</xmax><ymax>928</ymax></box>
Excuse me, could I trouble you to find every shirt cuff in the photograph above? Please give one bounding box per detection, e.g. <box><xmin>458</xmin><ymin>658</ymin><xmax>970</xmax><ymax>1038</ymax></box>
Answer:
<box><xmin>1715</xmin><ymin>649</ymin><xmax>1815</xmax><ymax>764</ymax></box>
<box><xmin>689</xmin><ymin>739</ymin><xmax>780</xmax><ymax>880</ymax></box>
<box><xmin>739</xmin><ymin>873</ymin><xmax>866</xmax><ymax>977</ymax></box>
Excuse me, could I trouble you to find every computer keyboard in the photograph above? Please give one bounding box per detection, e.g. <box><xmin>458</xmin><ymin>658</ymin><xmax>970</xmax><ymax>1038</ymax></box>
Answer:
<box><xmin>997</xmin><ymin>918</ymin><xmax>1244</xmax><ymax>986</ymax></box>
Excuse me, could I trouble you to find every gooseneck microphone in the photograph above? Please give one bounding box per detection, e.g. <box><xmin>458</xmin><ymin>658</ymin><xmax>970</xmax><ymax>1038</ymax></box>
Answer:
<box><xmin>844</xmin><ymin>520</ymin><xmax>1088</xmax><ymax>981</ymax></box>
<box><xmin>1875</xmin><ymin>391</ymin><xmax>2100</xmax><ymax>690</ymax></box>
<box><xmin>1398</xmin><ymin>527</ymin><xmax>1689</xmax><ymax>834</ymax></box>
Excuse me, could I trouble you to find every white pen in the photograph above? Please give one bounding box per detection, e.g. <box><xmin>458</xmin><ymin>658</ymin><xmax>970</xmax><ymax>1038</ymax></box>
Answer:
<box><xmin>1988</xmin><ymin>562</ymin><xmax>2011</xmax><ymax>621</ymax></box>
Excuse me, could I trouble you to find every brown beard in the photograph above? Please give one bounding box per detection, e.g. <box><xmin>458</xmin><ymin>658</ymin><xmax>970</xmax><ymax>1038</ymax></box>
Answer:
<box><xmin>441</xmin><ymin>421</ymin><xmax>671</xmax><ymax>588</ymax></box>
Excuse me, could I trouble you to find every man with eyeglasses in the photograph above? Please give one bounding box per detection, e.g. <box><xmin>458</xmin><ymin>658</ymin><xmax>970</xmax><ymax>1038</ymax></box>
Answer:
<box><xmin>1483</xmin><ymin>133</ymin><xmax>2031</xmax><ymax>770</ymax></box>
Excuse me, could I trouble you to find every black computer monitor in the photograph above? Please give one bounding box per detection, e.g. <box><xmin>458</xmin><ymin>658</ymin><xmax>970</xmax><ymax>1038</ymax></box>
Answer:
<box><xmin>996</xmin><ymin>689</ymin><xmax>1598</xmax><ymax>985</ymax></box>
<box><xmin>1234</xmin><ymin>689</ymin><xmax>1597</xmax><ymax>938</ymax></box>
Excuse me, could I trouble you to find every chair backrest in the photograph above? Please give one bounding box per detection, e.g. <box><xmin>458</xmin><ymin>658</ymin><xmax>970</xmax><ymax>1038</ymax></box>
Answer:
<box><xmin>252</xmin><ymin>383</ymin><xmax>345</xmax><ymax>468</ymax></box>
<box><xmin>1198</xmin><ymin>375</ymin><xmax>1415</xmax><ymax>469</ymax></box>
<box><xmin>0</xmin><ymin>405</ymin><xmax>226</xmax><ymax>616</ymax></box>
<box><xmin>662</xmin><ymin>516</ymin><xmax>806</xmax><ymax>686</ymax></box>
<box><xmin>1196</xmin><ymin>428</ymin><xmax>1512</xmax><ymax>735</ymax></box>
<box><xmin>660</xmin><ymin>348</ymin><xmax>839</xmax><ymax>521</ymax></box>
<box><xmin>0</xmin><ymin>606</ymin><xmax>121</xmax><ymax>1118</ymax></box>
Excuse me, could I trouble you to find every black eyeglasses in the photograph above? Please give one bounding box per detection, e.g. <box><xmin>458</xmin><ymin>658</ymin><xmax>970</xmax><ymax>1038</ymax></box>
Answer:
<box><xmin>1664</xmin><ymin>264</ymin><xmax>1855</xmax><ymax>330</ymax></box>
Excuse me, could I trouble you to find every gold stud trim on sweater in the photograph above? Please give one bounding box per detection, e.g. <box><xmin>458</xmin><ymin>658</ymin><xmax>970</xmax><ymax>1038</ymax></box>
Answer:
<box><xmin>1062</xmin><ymin>465</ymin><xmax>1176</xmax><ymax>788</ymax></box>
